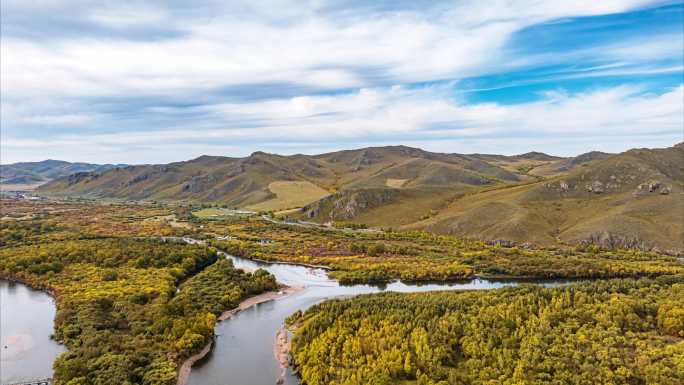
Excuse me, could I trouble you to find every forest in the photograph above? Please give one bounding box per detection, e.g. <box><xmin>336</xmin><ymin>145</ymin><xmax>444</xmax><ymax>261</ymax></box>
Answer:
<box><xmin>288</xmin><ymin>276</ymin><xmax>684</xmax><ymax>385</ymax></box>
<box><xmin>0</xmin><ymin>234</ymin><xmax>276</xmax><ymax>384</ymax></box>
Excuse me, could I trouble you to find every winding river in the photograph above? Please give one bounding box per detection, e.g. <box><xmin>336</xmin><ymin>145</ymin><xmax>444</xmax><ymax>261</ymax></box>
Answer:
<box><xmin>0</xmin><ymin>243</ymin><xmax>576</xmax><ymax>384</ymax></box>
<box><xmin>0</xmin><ymin>280</ymin><xmax>65</xmax><ymax>383</ymax></box>
<box><xmin>187</xmin><ymin>253</ymin><xmax>575</xmax><ymax>385</ymax></box>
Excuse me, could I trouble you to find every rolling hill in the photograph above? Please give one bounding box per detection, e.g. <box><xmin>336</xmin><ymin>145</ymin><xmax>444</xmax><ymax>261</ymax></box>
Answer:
<box><xmin>37</xmin><ymin>143</ymin><xmax>683</xmax><ymax>252</ymax></box>
<box><xmin>37</xmin><ymin>146</ymin><xmax>521</xmax><ymax>210</ymax></box>
<box><xmin>408</xmin><ymin>143</ymin><xmax>684</xmax><ymax>252</ymax></box>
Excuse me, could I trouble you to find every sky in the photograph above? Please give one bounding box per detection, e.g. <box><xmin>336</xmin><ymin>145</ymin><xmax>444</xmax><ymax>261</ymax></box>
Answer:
<box><xmin>1</xmin><ymin>0</ymin><xmax>683</xmax><ymax>164</ymax></box>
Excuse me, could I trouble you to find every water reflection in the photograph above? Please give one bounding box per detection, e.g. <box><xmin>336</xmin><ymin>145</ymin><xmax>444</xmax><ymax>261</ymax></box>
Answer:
<box><xmin>1</xmin><ymin>280</ymin><xmax>66</xmax><ymax>383</ymax></box>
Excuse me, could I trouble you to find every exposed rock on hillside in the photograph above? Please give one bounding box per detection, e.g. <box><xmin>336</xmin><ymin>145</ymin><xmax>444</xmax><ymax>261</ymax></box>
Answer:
<box><xmin>303</xmin><ymin>189</ymin><xmax>400</xmax><ymax>221</ymax></box>
<box><xmin>67</xmin><ymin>172</ymin><xmax>99</xmax><ymax>185</ymax></box>
<box><xmin>406</xmin><ymin>143</ymin><xmax>683</xmax><ymax>252</ymax></box>
<box><xmin>586</xmin><ymin>180</ymin><xmax>604</xmax><ymax>193</ymax></box>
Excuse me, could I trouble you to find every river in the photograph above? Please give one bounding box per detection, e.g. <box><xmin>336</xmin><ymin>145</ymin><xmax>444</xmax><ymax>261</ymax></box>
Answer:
<box><xmin>0</xmin><ymin>280</ymin><xmax>66</xmax><ymax>383</ymax></box>
<box><xmin>187</xmin><ymin>253</ymin><xmax>575</xmax><ymax>385</ymax></box>
<box><xmin>0</xmin><ymin>248</ymin><xmax>574</xmax><ymax>384</ymax></box>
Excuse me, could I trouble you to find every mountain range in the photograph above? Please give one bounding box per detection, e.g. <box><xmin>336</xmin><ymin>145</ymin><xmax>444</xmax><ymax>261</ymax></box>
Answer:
<box><xmin>35</xmin><ymin>143</ymin><xmax>684</xmax><ymax>252</ymax></box>
<box><xmin>0</xmin><ymin>160</ymin><xmax>127</xmax><ymax>189</ymax></box>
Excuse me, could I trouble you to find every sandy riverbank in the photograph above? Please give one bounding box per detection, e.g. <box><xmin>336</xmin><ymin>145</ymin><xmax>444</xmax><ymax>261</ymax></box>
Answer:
<box><xmin>274</xmin><ymin>327</ymin><xmax>291</xmax><ymax>384</ymax></box>
<box><xmin>219</xmin><ymin>285</ymin><xmax>303</xmax><ymax>321</ymax></box>
<box><xmin>177</xmin><ymin>285</ymin><xmax>304</xmax><ymax>385</ymax></box>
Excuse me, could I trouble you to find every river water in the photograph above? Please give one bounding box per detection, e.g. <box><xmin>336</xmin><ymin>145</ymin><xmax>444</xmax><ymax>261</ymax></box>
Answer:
<box><xmin>0</xmin><ymin>250</ymin><xmax>574</xmax><ymax>385</ymax></box>
<box><xmin>187</xmin><ymin>254</ymin><xmax>574</xmax><ymax>385</ymax></box>
<box><xmin>0</xmin><ymin>280</ymin><xmax>66</xmax><ymax>383</ymax></box>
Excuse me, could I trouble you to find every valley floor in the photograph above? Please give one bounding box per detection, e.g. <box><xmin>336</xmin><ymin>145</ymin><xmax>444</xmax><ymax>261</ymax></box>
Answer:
<box><xmin>1</xmin><ymin>198</ymin><xmax>683</xmax><ymax>385</ymax></box>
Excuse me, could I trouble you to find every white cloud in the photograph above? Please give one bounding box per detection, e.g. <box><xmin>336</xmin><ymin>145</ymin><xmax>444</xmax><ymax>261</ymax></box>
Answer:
<box><xmin>87</xmin><ymin>4</ymin><xmax>169</xmax><ymax>28</ymax></box>
<box><xmin>19</xmin><ymin>113</ymin><xmax>96</xmax><ymax>126</ymax></box>
<box><xmin>1</xmin><ymin>0</ymin><xmax>681</xmax><ymax>163</ymax></box>
<box><xmin>3</xmin><ymin>84</ymin><xmax>681</xmax><ymax>163</ymax></box>
<box><xmin>2</xmin><ymin>0</ymin><xmax>674</xmax><ymax>100</ymax></box>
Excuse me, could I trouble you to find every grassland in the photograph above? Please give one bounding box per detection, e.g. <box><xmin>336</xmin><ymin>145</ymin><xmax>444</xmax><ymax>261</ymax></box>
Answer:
<box><xmin>246</xmin><ymin>181</ymin><xmax>330</xmax><ymax>211</ymax></box>
<box><xmin>0</xmin><ymin>182</ymin><xmax>45</xmax><ymax>190</ymax></box>
<box><xmin>408</xmin><ymin>145</ymin><xmax>684</xmax><ymax>252</ymax></box>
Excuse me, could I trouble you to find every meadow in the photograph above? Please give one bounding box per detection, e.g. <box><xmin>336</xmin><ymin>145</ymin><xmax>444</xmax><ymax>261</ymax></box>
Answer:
<box><xmin>245</xmin><ymin>181</ymin><xmax>330</xmax><ymax>212</ymax></box>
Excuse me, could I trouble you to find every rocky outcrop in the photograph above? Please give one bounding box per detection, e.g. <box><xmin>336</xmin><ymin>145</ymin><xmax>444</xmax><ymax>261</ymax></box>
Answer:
<box><xmin>302</xmin><ymin>188</ymin><xmax>399</xmax><ymax>221</ymax></box>
<box><xmin>181</xmin><ymin>174</ymin><xmax>219</xmax><ymax>193</ymax></box>
<box><xmin>633</xmin><ymin>180</ymin><xmax>671</xmax><ymax>196</ymax></box>
<box><xmin>586</xmin><ymin>180</ymin><xmax>604</xmax><ymax>194</ymax></box>
<box><xmin>544</xmin><ymin>180</ymin><xmax>574</xmax><ymax>193</ymax></box>
<box><xmin>67</xmin><ymin>171</ymin><xmax>98</xmax><ymax>185</ymax></box>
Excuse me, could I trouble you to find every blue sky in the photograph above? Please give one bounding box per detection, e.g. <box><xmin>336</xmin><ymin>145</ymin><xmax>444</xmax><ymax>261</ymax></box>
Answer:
<box><xmin>1</xmin><ymin>0</ymin><xmax>682</xmax><ymax>164</ymax></box>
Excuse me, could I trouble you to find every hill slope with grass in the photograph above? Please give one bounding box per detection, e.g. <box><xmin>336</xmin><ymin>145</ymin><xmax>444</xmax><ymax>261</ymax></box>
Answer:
<box><xmin>38</xmin><ymin>146</ymin><xmax>520</xmax><ymax>211</ymax></box>
<box><xmin>38</xmin><ymin>143</ymin><xmax>683</xmax><ymax>251</ymax></box>
<box><xmin>407</xmin><ymin>143</ymin><xmax>684</xmax><ymax>252</ymax></box>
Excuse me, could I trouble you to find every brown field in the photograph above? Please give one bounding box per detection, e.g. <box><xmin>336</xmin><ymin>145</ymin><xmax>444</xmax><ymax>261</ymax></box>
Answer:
<box><xmin>385</xmin><ymin>178</ymin><xmax>408</xmax><ymax>188</ymax></box>
<box><xmin>247</xmin><ymin>181</ymin><xmax>330</xmax><ymax>212</ymax></box>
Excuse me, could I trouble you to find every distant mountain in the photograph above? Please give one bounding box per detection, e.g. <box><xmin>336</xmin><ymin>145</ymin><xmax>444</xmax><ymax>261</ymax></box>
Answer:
<box><xmin>1</xmin><ymin>160</ymin><xmax>127</xmax><ymax>188</ymax></box>
<box><xmin>514</xmin><ymin>151</ymin><xmax>565</xmax><ymax>161</ymax></box>
<box><xmin>469</xmin><ymin>151</ymin><xmax>564</xmax><ymax>163</ymax></box>
<box><xmin>37</xmin><ymin>144</ymin><xmax>683</xmax><ymax>252</ymax></box>
<box><xmin>523</xmin><ymin>151</ymin><xmax>613</xmax><ymax>177</ymax></box>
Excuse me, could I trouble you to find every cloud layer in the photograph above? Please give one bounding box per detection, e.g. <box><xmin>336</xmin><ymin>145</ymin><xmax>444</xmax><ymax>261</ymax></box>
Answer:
<box><xmin>1</xmin><ymin>0</ymin><xmax>682</xmax><ymax>163</ymax></box>
<box><xmin>6</xmin><ymin>84</ymin><xmax>681</xmax><ymax>163</ymax></box>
